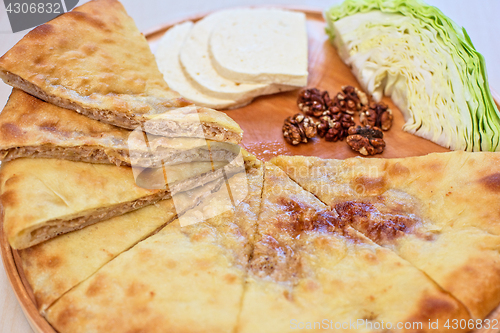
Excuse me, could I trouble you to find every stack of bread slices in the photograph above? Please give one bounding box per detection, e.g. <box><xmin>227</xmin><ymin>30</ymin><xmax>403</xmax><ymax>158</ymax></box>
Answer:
<box><xmin>0</xmin><ymin>0</ymin><xmax>248</xmax><ymax>250</ymax></box>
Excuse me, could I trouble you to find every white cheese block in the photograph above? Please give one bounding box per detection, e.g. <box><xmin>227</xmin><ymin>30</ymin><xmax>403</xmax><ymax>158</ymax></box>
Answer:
<box><xmin>179</xmin><ymin>9</ymin><xmax>295</xmax><ymax>100</ymax></box>
<box><xmin>155</xmin><ymin>22</ymin><xmax>250</xmax><ymax>109</ymax></box>
<box><xmin>209</xmin><ymin>9</ymin><xmax>308</xmax><ymax>86</ymax></box>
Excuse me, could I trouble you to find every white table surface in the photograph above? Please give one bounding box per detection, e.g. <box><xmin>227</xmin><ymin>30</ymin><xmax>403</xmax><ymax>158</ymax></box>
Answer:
<box><xmin>0</xmin><ymin>0</ymin><xmax>499</xmax><ymax>332</ymax></box>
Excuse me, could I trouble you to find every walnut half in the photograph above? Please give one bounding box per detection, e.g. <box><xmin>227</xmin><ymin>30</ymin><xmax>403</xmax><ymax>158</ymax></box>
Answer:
<box><xmin>360</xmin><ymin>102</ymin><xmax>393</xmax><ymax>131</ymax></box>
<box><xmin>283</xmin><ymin>113</ymin><xmax>317</xmax><ymax>145</ymax></box>
<box><xmin>346</xmin><ymin>125</ymin><xmax>386</xmax><ymax>155</ymax></box>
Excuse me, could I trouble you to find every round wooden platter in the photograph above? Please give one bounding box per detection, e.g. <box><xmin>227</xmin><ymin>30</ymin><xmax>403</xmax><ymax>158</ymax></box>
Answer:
<box><xmin>2</xmin><ymin>7</ymin><xmax>500</xmax><ymax>333</ymax></box>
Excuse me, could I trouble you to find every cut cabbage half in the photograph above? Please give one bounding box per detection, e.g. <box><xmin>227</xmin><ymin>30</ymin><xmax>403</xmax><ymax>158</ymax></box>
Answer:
<box><xmin>325</xmin><ymin>0</ymin><xmax>500</xmax><ymax>151</ymax></box>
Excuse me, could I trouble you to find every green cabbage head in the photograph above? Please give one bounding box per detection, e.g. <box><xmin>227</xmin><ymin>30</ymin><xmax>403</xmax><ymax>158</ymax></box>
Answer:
<box><xmin>325</xmin><ymin>0</ymin><xmax>500</xmax><ymax>151</ymax></box>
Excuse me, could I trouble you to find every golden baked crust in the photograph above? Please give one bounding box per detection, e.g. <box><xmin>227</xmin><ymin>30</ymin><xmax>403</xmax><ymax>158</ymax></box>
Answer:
<box><xmin>45</xmin><ymin>164</ymin><xmax>264</xmax><ymax>333</ymax></box>
<box><xmin>1</xmin><ymin>158</ymin><xmax>238</xmax><ymax>249</ymax></box>
<box><xmin>19</xmin><ymin>179</ymin><xmax>223</xmax><ymax>313</ymax></box>
<box><xmin>237</xmin><ymin>163</ymin><xmax>469</xmax><ymax>333</ymax></box>
<box><xmin>0</xmin><ymin>0</ymin><xmax>242</xmax><ymax>143</ymax></box>
<box><xmin>271</xmin><ymin>151</ymin><xmax>500</xmax><ymax>319</ymax></box>
<box><xmin>0</xmin><ymin>90</ymin><xmax>239</xmax><ymax>167</ymax></box>
<box><xmin>0</xmin><ymin>89</ymin><xmax>129</xmax><ymax>164</ymax></box>
<box><xmin>20</xmin><ymin>156</ymin><xmax>480</xmax><ymax>332</ymax></box>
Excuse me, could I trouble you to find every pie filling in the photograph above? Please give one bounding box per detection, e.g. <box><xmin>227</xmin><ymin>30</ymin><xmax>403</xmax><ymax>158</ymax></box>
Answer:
<box><xmin>0</xmin><ymin>146</ymin><xmax>128</xmax><ymax>166</ymax></box>
<box><xmin>27</xmin><ymin>191</ymin><xmax>173</xmax><ymax>247</ymax></box>
<box><xmin>249</xmin><ymin>195</ymin><xmax>425</xmax><ymax>284</ymax></box>
<box><xmin>0</xmin><ymin>145</ymin><xmax>238</xmax><ymax>169</ymax></box>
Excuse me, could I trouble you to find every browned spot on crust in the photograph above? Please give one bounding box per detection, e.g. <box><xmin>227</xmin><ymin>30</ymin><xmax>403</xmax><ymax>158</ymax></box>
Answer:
<box><xmin>81</xmin><ymin>43</ymin><xmax>97</xmax><ymax>55</ymax></box>
<box><xmin>407</xmin><ymin>295</ymin><xmax>459</xmax><ymax>325</ymax></box>
<box><xmin>426</xmin><ymin>162</ymin><xmax>444</xmax><ymax>171</ymax></box>
<box><xmin>361</xmin><ymin>310</ymin><xmax>378</xmax><ymax>320</ymax></box>
<box><xmin>33</xmin><ymin>56</ymin><xmax>45</xmax><ymax>65</ymax></box>
<box><xmin>28</xmin><ymin>24</ymin><xmax>54</xmax><ymax>39</ymax></box>
<box><xmin>138</xmin><ymin>248</ymin><xmax>152</xmax><ymax>261</ymax></box>
<box><xmin>352</xmin><ymin>176</ymin><xmax>387</xmax><ymax>196</ymax></box>
<box><xmin>85</xmin><ymin>274</ymin><xmax>107</xmax><ymax>297</ymax></box>
<box><xmin>363</xmin><ymin>252</ymin><xmax>378</xmax><ymax>263</ymax></box>
<box><xmin>194</xmin><ymin>258</ymin><xmax>212</xmax><ymax>270</ymax></box>
<box><xmin>305</xmin><ymin>280</ymin><xmax>319</xmax><ymax>291</ymax></box>
<box><xmin>42</xmin><ymin>255</ymin><xmax>62</xmax><ymax>269</ymax></box>
<box><xmin>55</xmin><ymin>304</ymin><xmax>78</xmax><ymax>329</ymax></box>
<box><xmin>313</xmin><ymin>236</ymin><xmax>335</xmax><ymax>251</ymax></box>
<box><xmin>190</xmin><ymin>229</ymin><xmax>212</xmax><ymax>242</ymax></box>
<box><xmin>0</xmin><ymin>123</ymin><xmax>24</xmax><ymax>139</ymax></box>
<box><xmin>165</xmin><ymin>260</ymin><xmax>177</xmax><ymax>269</ymax></box>
<box><xmin>388</xmin><ymin>162</ymin><xmax>410</xmax><ymax>177</ymax></box>
<box><xmin>65</xmin><ymin>11</ymin><xmax>109</xmax><ymax>31</ymax></box>
<box><xmin>335</xmin><ymin>201</ymin><xmax>420</xmax><ymax>244</ymax></box>
<box><xmin>0</xmin><ymin>190</ymin><xmax>18</xmax><ymax>208</ymax></box>
<box><xmin>223</xmin><ymin>273</ymin><xmax>238</xmax><ymax>284</ymax></box>
<box><xmin>283</xmin><ymin>290</ymin><xmax>293</xmax><ymax>301</ymax></box>
<box><xmin>479</xmin><ymin>173</ymin><xmax>500</xmax><ymax>192</ymax></box>
<box><xmin>126</xmin><ymin>282</ymin><xmax>147</xmax><ymax>297</ymax></box>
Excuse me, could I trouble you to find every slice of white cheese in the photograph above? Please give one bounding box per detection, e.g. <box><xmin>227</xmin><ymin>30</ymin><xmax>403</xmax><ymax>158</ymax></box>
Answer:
<box><xmin>209</xmin><ymin>9</ymin><xmax>308</xmax><ymax>86</ymax></box>
<box><xmin>179</xmin><ymin>9</ymin><xmax>294</xmax><ymax>100</ymax></box>
<box><xmin>155</xmin><ymin>21</ymin><xmax>249</xmax><ymax>109</ymax></box>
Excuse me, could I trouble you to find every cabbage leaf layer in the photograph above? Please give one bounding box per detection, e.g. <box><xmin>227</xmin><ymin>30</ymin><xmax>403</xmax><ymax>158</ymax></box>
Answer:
<box><xmin>325</xmin><ymin>0</ymin><xmax>500</xmax><ymax>151</ymax></box>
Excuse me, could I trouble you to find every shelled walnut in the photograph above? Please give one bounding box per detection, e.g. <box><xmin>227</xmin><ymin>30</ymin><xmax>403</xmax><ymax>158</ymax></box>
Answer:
<box><xmin>283</xmin><ymin>113</ymin><xmax>317</xmax><ymax>145</ymax></box>
<box><xmin>297</xmin><ymin>88</ymin><xmax>325</xmax><ymax>117</ymax></box>
<box><xmin>290</xmin><ymin>86</ymin><xmax>390</xmax><ymax>154</ymax></box>
<box><xmin>332</xmin><ymin>85</ymin><xmax>369</xmax><ymax>115</ymax></box>
<box><xmin>360</xmin><ymin>102</ymin><xmax>393</xmax><ymax>131</ymax></box>
<box><xmin>317</xmin><ymin>112</ymin><xmax>355</xmax><ymax>142</ymax></box>
<box><xmin>346</xmin><ymin>125</ymin><xmax>386</xmax><ymax>155</ymax></box>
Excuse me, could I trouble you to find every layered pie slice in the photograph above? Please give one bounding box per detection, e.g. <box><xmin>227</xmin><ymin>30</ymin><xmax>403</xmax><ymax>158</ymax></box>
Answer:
<box><xmin>0</xmin><ymin>0</ymin><xmax>242</xmax><ymax>143</ymax></box>
<box><xmin>19</xmin><ymin>178</ymin><xmax>223</xmax><ymax>313</ymax></box>
<box><xmin>44</xmin><ymin>161</ymin><xmax>264</xmax><ymax>333</ymax></box>
<box><xmin>272</xmin><ymin>151</ymin><xmax>500</xmax><ymax>319</ymax></box>
<box><xmin>1</xmin><ymin>157</ymin><xmax>243</xmax><ymax>249</ymax></box>
<box><xmin>0</xmin><ymin>89</ymin><xmax>239</xmax><ymax>167</ymax></box>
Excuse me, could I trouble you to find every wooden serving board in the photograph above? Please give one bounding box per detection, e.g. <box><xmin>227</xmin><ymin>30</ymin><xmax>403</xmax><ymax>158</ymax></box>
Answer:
<box><xmin>1</xmin><ymin>7</ymin><xmax>500</xmax><ymax>333</ymax></box>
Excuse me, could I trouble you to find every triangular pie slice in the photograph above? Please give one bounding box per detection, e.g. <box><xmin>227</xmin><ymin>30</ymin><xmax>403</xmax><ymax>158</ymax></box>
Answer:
<box><xmin>238</xmin><ymin>163</ymin><xmax>469</xmax><ymax>333</ymax></box>
<box><xmin>271</xmin><ymin>151</ymin><xmax>500</xmax><ymax>319</ymax></box>
<box><xmin>18</xmin><ymin>177</ymin><xmax>223</xmax><ymax>313</ymax></box>
<box><xmin>0</xmin><ymin>0</ymin><xmax>242</xmax><ymax>143</ymax></box>
<box><xmin>1</xmin><ymin>157</ymin><xmax>242</xmax><ymax>249</ymax></box>
<box><xmin>44</xmin><ymin>161</ymin><xmax>264</xmax><ymax>333</ymax></box>
<box><xmin>0</xmin><ymin>89</ymin><xmax>239</xmax><ymax>167</ymax></box>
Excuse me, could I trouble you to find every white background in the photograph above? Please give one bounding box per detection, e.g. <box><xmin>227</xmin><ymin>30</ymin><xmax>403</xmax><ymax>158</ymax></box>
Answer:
<box><xmin>0</xmin><ymin>0</ymin><xmax>499</xmax><ymax>332</ymax></box>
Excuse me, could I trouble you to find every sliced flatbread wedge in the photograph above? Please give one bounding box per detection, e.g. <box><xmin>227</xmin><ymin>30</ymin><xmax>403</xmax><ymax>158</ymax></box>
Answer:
<box><xmin>1</xmin><ymin>157</ymin><xmax>240</xmax><ymax>249</ymax></box>
<box><xmin>238</xmin><ymin>163</ymin><xmax>469</xmax><ymax>333</ymax></box>
<box><xmin>0</xmin><ymin>89</ymin><xmax>239</xmax><ymax>167</ymax></box>
<box><xmin>45</xmin><ymin>161</ymin><xmax>264</xmax><ymax>333</ymax></box>
<box><xmin>0</xmin><ymin>0</ymin><xmax>242</xmax><ymax>143</ymax></box>
<box><xmin>18</xmin><ymin>178</ymin><xmax>223</xmax><ymax>313</ymax></box>
<box><xmin>271</xmin><ymin>151</ymin><xmax>500</xmax><ymax>319</ymax></box>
